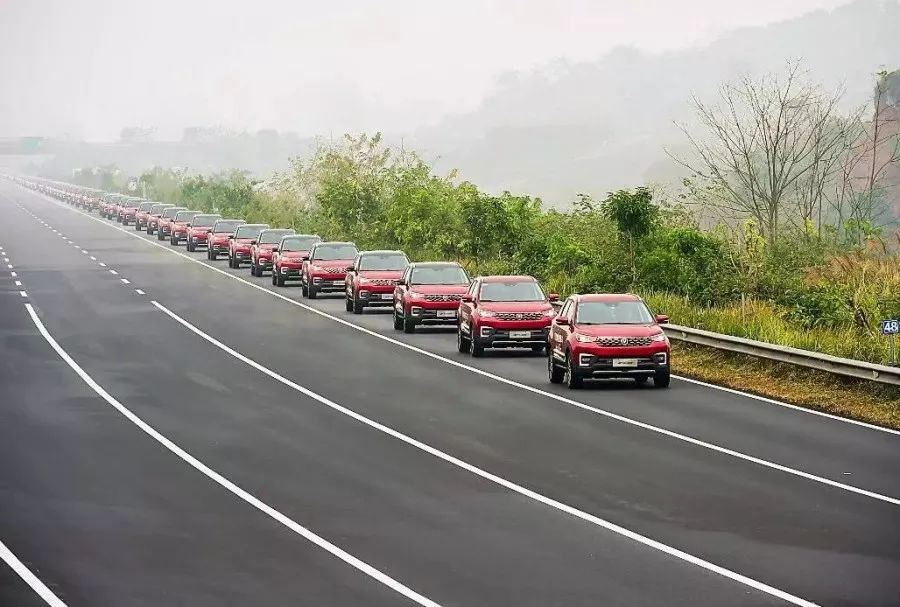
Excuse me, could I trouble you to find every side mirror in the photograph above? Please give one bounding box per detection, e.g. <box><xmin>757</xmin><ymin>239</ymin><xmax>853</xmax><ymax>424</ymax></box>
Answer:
<box><xmin>461</xmin><ymin>295</ymin><xmax>475</xmax><ymax>304</ymax></box>
<box><xmin>228</xmin><ymin>234</ymin><xmax>234</xmax><ymax>239</ymax></box>
<box><xmin>186</xmin><ymin>223</ymin><xmax>191</xmax><ymax>228</ymax></box>
<box><xmin>301</xmin><ymin>255</ymin><xmax>310</xmax><ymax>261</ymax></box>
<box><xmin>554</xmin><ymin>316</ymin><xmax>572</xmax><ymax>326</ymax></box>
<box><xmin>345</xmin><ymin>265</ymin><xmax>354</xmax><ymax>272</ymax></box>
<box><xmin>396</xmin><ymin>279</ymin><xmax>406</xmax><ymax>286</ymax></box>
<box><xmin>655</xmin><ymin>314</ymin><xmax>669</xmax><ymax>324</ymax></box>
<box><xmin>250</xmin><ymin>240</ymin><xmax>257</xmax><ymax>245</ymax></box>
<box><xmin>271</xmin><ymin>246</ymin><xmax>279</xmax><ymax>252</ymax></box>
<box><xmin>548</xmin><ymin>293</ymin><xmax>559</xmax><ymax>302</ymax></box>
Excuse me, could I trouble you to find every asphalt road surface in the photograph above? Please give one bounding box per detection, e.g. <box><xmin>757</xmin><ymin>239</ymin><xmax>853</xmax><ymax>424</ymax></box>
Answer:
<box><xmin>1</xmin><ymin>180</ymin><xmax>899</xmax><ymax>607</ymax></box>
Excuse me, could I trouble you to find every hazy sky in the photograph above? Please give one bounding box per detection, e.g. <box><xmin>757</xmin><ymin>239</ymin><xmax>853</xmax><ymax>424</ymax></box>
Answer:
<box><xmin>0</xmin><ymin>0</ymin><xmax>854</xmax><ymax>140</ymax></box>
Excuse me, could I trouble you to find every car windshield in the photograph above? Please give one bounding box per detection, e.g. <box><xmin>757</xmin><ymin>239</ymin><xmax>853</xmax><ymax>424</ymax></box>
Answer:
<box><xmin>235</xmin><ymin>225</ymin><xmax>268</xmax><ymax>239</ymax></box>
<box><xmin>139</xmin><ymin>202</ymin><xmax>155</xmax><ymax>211</ymax></box>
<box><xmin>124</xmin><ymin>201</ymin><xmax>140</xmax><ymax>208</ymax></box>
<box><xmin>214</xmin><ymin>220</ymin><xmax>244</xmax><ymax>233</ymax></box>
<box><xmin>313</xmin><ymin>244</ymin><xmax>358</xmax><ymax>261</ymax></box>
<box><xmin>163</xmin><ymin>208</ymin><xmax>184</xmax><ymax>218</ymax></box>
<box><xmin>359</xmin><ymin>253</ymin><xmax>408</xmax><ymax>271</ymax></box>
<box><xmin>175</xmin><ymin>211</ymin><xmax>199</xmax><ymax>222</ymax></box>
<box><xmin>192</xmin><ymin>215</ymin><xmax>220</xmax><ymax>228</ymax></box>
<box><xmin>410</xmin><ymin>265</ymin><xmax>469</xmax><ymax>285</ymax></box>
<box><xmin>576</xmin><ymin>301</ymin><xmax>654</xmax><ymax>325</ymax></box>
<box><xmin>280</xmin><ymin>236</ymin><xmax>320</xmax><ymax>251</ymax></box>
<box><xmin>150</xmin><ymin>205</ymin><xmax>169</xmax><ymax>214</ymax></box>
<box><xmin>479</xmin><ymin>281</ymin><xmax>545</xmax><ymax>302</ymax></box>
<box><xmin>260</xmin><ymin>230</ymin><xmax>294</xmax><ymax>244</ymax></box>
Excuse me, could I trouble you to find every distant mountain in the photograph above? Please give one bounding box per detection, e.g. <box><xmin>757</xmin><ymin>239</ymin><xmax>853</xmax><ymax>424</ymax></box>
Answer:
<box><xmin>411</xmin><ymin>0</ymin><xmax>900</xmax><ymax>206</ymax></box>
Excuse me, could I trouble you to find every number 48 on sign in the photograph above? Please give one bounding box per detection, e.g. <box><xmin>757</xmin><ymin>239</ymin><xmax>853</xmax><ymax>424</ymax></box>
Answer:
<box><xmin>881</xmin><ymin>319</ymin><xmax>900</xmax><ymax>335</ymax></box>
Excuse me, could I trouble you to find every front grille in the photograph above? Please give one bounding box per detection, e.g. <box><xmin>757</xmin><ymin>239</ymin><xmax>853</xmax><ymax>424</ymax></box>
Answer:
<box><xmin>424</xmin><ymin>294</ymin><xmax>461</xmax><ymax>302</ymax></box>
<box><xmin>495</xmin><ymin>312</ymin><xmax>543</xmax><ymax>321</ymax></box>
<box><xmin>596</xmin><ymin>336</ymin><xmax>652</xmax><ymax>346</ymax></box>
<box><xmin>368</xmin><ymin>279</ymin><xmax>396</xmax><ymax>286</ymax></box>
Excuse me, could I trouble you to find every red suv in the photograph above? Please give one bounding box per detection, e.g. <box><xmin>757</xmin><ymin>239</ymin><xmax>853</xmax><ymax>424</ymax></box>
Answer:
<box><xmin>169</xmin><ymin>210</ymin><xmax>200</xmax><ymax>245</ymax></box>
<box><xmin>185</xmin><ymin>213</ymin><xmax>222</xmax><ymax>252</ymax></box>
<box><xmin>457</xmin><ymin>275</ymin><xmax>557</xmax><ymax>357</ymax></box>
<box><xmin>118</xmin><ymin>198</ymin><xmax>143</xmax><ymax>225</ymax></box>
<box><xmin>249</xmin><ymin>228</ymin><xmax>295</xmax><ymax>276</ymax></box>
<box><xmin>300</xmin><ymin>241</ymin><xmax>359</xmax><ymax>299</ymax></box>
<box><xmin>228</xmin><ymin>224</ymin><xmax>269</xmax><ymax>268</ymax></box>
<box><xmin>547</xmin><ymin>294</ymin><xmax>671</xmax><ymax>388</ymax></box>
<box><xmin>156</xmin><ymin>206</ymin><xmax>187</xmax><ymax>240</ymax></box>
<box><xmin>134</xmin><ymin>201</ymin><xmax>158</xmax><ymax>231</ymax></box>
<box><xmin>146</xmin><ymin>203</ymin><xmax>175</xmax><ymax>235</ymax></box>
<box><xmin>272</xmin><ymin>234</ymin><xmax>321</xmax><ymax>286</ymax></box>
<box><xmin>393</xmin><ymin>262</ymin><xmax>470</xmax><ymax>333</ymax></box>
<box><xmin>207</xmin><ymin>219</ymin><xmax>245</xmax><ymax>260</ymax></box>
<box><xmin>345</xmin><ymin>250</ymin><xmax>409</xmax><ymax>314</ymax></box>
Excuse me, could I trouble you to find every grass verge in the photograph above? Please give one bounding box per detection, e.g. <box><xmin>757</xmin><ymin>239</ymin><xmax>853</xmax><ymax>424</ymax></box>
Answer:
<box><xmin>671</xmin><ymin>342</ymin><xmax>900</xmax><ymax>430</ymax></box>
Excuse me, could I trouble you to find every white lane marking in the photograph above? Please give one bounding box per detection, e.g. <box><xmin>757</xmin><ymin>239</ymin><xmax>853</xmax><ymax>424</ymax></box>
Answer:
<box><xmin>20</xmin><ymin>291</ymin><xmax>27</xmax><ymax>298</ymax></box>
<box><xmin>28</xmin><ymin>191</ymin><xmax>900</xmax><ymax>496</ymax></box>
<box><xmin>120</xmin><ymin>278</ymin><xmax>130</xmax><ymax>285</ymax></box>
<box><xmin>81</xmin><ymin>250</ymin><xmax>88</xmax><ymax>255</ymax></box>
<box><xmin>109</xmin><ymin>270</ymin><xmax>117</xmax><ymax>275</ymax></box>
<box><xmin>73</xmin><ymin>245</ymin><xmax>81</xmax><ymax>250</ymax></box>
<box><xmin>135</xmin><ymin>289</ymin><xmax>145</xmax><ymax>295</ymax></box>
<box><xmin>8</xmin><ymin>264</ymin><xmax>14</xmax><ymax>269</ymax></box>
<box><xmin>151</xmin><ymin>299</ymin><xmax>819</xmax><ymax>607</ymax></box>
<box><xmin>0</xmin><ymin>538</ymin><xmax>67</xmax><ymax>607</ymax></box>
<box><xmin>15</xmin><ymin>280</ymin><xmax>22</xmax><ymax>286</ymax></box>
<box><xmin>10</xmin><ymin>271</ymin><xmax>17</xmax><ymax>278</ymax></box>
<box><xmin>23</xmin><ymin>304</ymin><xmax>442</xmax><ymax>607</ymax></box>
<box><xmin>90</xmin><ymin>256</ymin><xmax>97</xmax><ymax>261</ymax></box>
<box><xmin>98</xmin><ymin>262</ymin><xmax>107</xmax><ymax>267</ymax></box>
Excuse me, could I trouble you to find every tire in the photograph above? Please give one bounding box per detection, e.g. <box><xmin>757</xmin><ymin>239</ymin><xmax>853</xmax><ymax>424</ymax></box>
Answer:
<box><xmin>250</xmin><ymin>262</ymin><xmax>258</xmax><ymax>277</ymax></box>
<box><xmin>307</xmin><ymin>284</ymin><xmax>318</xmax><ymax>299</ymax></box>
<box><xmin>135</xmin><ymin>223</ymin><xmax>141</xmax><ymax>231</ymax></box>
<box><xmin>352</xmin><ymin>296</ymin><xmax>364</xmax><ymax>314</ymax></box>
<box><xmin>187</xmin><ymin>240</ymin><xmax>195</xmax><ymax>252</ymax></box>
<box><xmin>564</xmin><ymin>354</ymin><xmax>583</xmax><ymax>389</ymax></box>
<box><xmin>147</xmin><ymin>226</ymin><xmax>154</xmax><ymax>235</ymax></box>
<box><xmin>210</xmin><ymin>251</ymin><xmax>217</xmax><ymax>261</ymax></box>
<box><xmin>276</xmin><ymin>273</ymin><xmax>285</xmax><ymax>287</ymax></box>
<box><xmin>654</xmin><ymin>369</ymin><xmax>671</xmax><ymax>389</ymax></box>
<box><xmin>272</xmin><ymin>271</ymin><xmax>277</xmax><ymax>286</ymax></box>
<box><xmin>345</xmin><ymin>294</ymin><xmax>353</xmax><ymax>312</ymax></box>
<box><xmin>393</xmin><ymin>308</ymin><xmax>404</xmax><ymax>330</ymax></box>
<box><xmin>469</xmin><ymin>331</ymin><xmax>484</xmax><ymax>357</ymax></box>
<box><xmin>457</xmin><ymin>326</ymin><xmax>470</xmax><ymax>352</ymax></box>
<box><xmin>301</xmin><ymin>281</ymin><xmax>308</xmax><ymax>297</ymax></box>
<box><xmin>548</xmin><ymin>353</ymin><xmax>564</xmax><ymax>384</ymax></box>
<box><xmin>402</xmin><ymin>313</ymin><xmax>416</xmax><ymax>334</ymax></box>
<box><xmin>157</xmin><ymin>231</ymin><xmax>165</xmax><ymax>241</ymax></box>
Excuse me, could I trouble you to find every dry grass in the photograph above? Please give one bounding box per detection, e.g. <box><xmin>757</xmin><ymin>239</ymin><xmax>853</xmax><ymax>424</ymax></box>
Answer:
<box><xmin>671</xmin><ymin>342</ymin><xmax>900</xmax><ymax>430</ymax></box>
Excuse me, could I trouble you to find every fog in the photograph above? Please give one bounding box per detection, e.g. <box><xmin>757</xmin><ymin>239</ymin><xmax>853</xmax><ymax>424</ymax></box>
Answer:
<box><xmin>1</xmin><ymin>0</ymin><xmax>897</xmax><ymax>202</ymax></box>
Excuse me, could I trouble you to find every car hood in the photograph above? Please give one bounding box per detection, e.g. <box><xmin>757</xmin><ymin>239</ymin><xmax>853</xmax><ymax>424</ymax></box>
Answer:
<box><xmin>408</xmin><ymin>284</ymin><xmax>469</xmax><ymax>295</ymax></box>
<box><xmin>310</xmin><ymin>259</ymin><xmax>353</xmax><ymax>270</ymax></box>
<box><xmin>573</xmin><ymin>324</ymin><xmax>662</xmax><ymax>338</ymax></box>
<box><xmin>358</xmin><ymin>270</ymin><xmax>403</xmax><ymax>280</ymax></box>
<box><xmin>479</xmin><ymin>301</ymin><xmax>553</xmax><ymax>313</ymax></box>
<box><xmin>256</xmin><ymin>244</ymin><xmax>277</xmax><ymax>251</ymax></box>
<box><xmin>279</xmin><ymin>252</ymin><xmax>307</xmax><ymax>260</ymax></box>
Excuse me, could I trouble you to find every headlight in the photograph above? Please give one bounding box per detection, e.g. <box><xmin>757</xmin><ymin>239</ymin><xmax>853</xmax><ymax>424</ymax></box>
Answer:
<box><xmin>542</xmin><ymin>308</ymin><xmax>555</xmax><ymax>317</ymax></box>
<box><xmin>479</xmin><ymin>310</ymin><xmax>497</xmax><ymax>318</ymax></box>
<box><xmin>310</xmin><ymin>265</ymin><xmax>325</xmax><ymax>273</ymax></box>
<box><xmin>650</xmin><ymin>333</ymin><xmax>669</xmax><ymax>343</ymax></box>
<box><xmin>408</xmin><ymin>291</ymin><xmax>425</xmax><ymax>299</ymax></box>
<box><xmin>574</xmin><ymin>333</ymin><xmax>599</xmax><ymax>343</ymax></box>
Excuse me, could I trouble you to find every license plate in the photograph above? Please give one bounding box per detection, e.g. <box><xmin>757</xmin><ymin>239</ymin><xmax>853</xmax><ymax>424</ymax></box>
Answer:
<box><xmin>381</xmin><ymin>293</ymin><xmax>393</xmax><ymax>300</ymax></box>
<box><xmin>612</xmin><ymin>358</ymin><xmax>639</xmax><ymax>368</ymax></box>
<box><xmin>509</xmin><ymin>330</ymin><xmax>530</xmax><ymax>339</ymax></box>
<box><xmin>436</xmin><ymin>310</ymin><xmax>456</xmax><ymax>318</ymax></box>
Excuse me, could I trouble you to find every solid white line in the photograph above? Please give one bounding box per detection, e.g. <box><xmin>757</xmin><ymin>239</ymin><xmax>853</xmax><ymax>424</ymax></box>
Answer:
<box><xmin>22</xmin><ymin>303</ymin><xmax>442</xmax><ymax>607</ymax></box>
<box><xmin>81</xmin><ymin>250</ymin><xmax>88</xmax><ymax>255</ymax></box>
<box><xmin>10</xmin><ymin>271</ymin><xmax>16</xmax><ymax>278</ymax></box>
<box><xmin>28</xmin><ymin>192</ymin><xmax>900</xmax><ymax>506</ymax></box>
<box><xmin>15</xmin><ymin>280</ymin><xmax>22</xmax><ymax>286</ymax></box>
<box><xmin>135</xmin><ymin>289</ymin><xmax>145</xmax><ymax>295</ymax></box>
<box><xmin>27</xmin><ymin>191</ymin><xmax>900</xmax><ymax>498</ymax></box>
<box><xmin>98</xmin><ymin>262</ymin><xmax>106</xmax><ymax>267</ymax></box>
<box><xmin>90</xmin><ymin>256</ymin><xmax>97</xmax><ymax>261</ymax></box>
<box><xmin>108</xmin><ymin>269</ymin><xmax>117</xmax><ymax>275</ymax></box>
<box><xmin>151</xmin><ymin>299</ymin><xmax>818</xmax><ymax>607</ymax></box>
<box><xmin>0</xmin><ymin>539</ymin><xmax>66</xmax><ymax>607</ymax></box>
<box><xmin>20</xmin><ymin>291</ymin><xmax>27</xmax><ymax>298</ymax></box>
<box><xmin>121</xmin><ymin>278</ymin><xmax>130</xmax><ymax>285</ymax></box>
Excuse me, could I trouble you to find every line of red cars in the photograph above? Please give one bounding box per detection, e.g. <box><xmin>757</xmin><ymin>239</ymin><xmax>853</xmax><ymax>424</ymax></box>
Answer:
<box><xmin>17</xmin><ymin>177</ymin><xmax>673</xmax><ymax>389</ymax></box>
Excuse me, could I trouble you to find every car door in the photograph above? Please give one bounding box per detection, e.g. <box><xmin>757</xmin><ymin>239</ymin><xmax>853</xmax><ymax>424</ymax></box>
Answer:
<box><xmin>302</xmin><ymin>244</ymin><xmax>317</xmax><ymax>284</ymax></box>
<box><xmin>459</xmin><ymin>278</ymin><xmax>480</xmax><ymax>332</ymax></box>
<box><xmin>346</xmin><ymin>254</ymin><xmax>361</xmax><ymax>298</ymax></box>
<box><xmin>551</xmin><ymin>298</ymin><xmax>575</xmax><ymax>355</ymax></box>
<box><xmin>394</xmin><ymin>266</ymin><xmax>411</xmax><ymax>310</ymax></box>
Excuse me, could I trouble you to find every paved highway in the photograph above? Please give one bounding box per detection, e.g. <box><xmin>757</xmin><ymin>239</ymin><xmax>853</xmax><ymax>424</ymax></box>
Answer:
<box><xmin>1</xmin><ymin>180</ymin><xmax>899</xmax><ymax>606</ymax></box>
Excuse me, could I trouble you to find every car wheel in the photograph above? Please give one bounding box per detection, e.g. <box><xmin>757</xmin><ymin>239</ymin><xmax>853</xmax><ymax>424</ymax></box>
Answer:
<box><xmin>393</xmin><ymin>308</ymin><xmax>404</xmax><ymax>330</ymax></box>
<box><xmin>276</xmin><ymin>273</ymin><xmax>285</xmax><ymax>287</ymax></box>
<box><xmin>548</xmin><ymin>352</ymin><xmax>565</xmax><ymax>383</ymax></box>
<box><xmin>352</xmin><ymin>296</ymin><xmax>364</xmax><ymax>314</ymax></box>
<box><xmin>345</xmin><ymin>294</ymin><xmax>353</xmax><ymax>312</ymax></box>
<box><xmin>564</xmin><ymin>354</ymin><xmax>582</xmax><ymax>389</ymax></box>
<box><xmin>307</xmin><ymin>284</ymin><xmax>318</xmax><ymax>299</ymax></box>
<box><xmin>301</xmin><ymin>281</ymin><xmax>308</xmax><ymax>297</ymax></box>
<box><xmin>272</xmin><ymin>271</ymin><xmax>278</xmax><ymax>286</ymax></box>
<box><xmin>403</xmin><ymin>313</ymin><xmax>416</xmax><ymax>334</ymax></box>
<box><xmin>654</xmin><ymin>369</ymin><xmax>671</xmax><ymax>389</ymax></box>
<box><xmin>457</xmin><ymin>325</ymin><xmax>470</xmax><ymax>352</ymax></box>
<box><xmin>135</xmin><ymin>223</ymin><xmax>141</xmax><ymax>231</ymax></box>
<box><xmin>469</xmin><ymin>331</ymin><xmax>484</xmax><ymax>357</ymax></box>
<box><xmin>187</xmin><ymin>240</ymin><xmax>194</xmax><ymax>252</ymax></box>
<box><xmin>210</xmin><ymin>251</ymin><xmax>217</xmax><ymax>261</ymax></box>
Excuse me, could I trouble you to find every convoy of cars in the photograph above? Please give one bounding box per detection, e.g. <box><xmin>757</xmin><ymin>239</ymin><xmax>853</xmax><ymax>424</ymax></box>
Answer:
<box><xmin>11</xmin><ymin>177</ymin><xmax>673</xmax><ymax>389</ymax></box>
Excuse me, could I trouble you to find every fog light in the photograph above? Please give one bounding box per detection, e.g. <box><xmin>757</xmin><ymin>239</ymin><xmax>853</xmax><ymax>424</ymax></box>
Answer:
<box><xmin>579</xmin><ymin>353</ymin><xmax>592</xmax><ymax>367</ymax></box>
<box><xmin>282</xmin><ymin>268</ymin><xmax>289</xmax><ymax>274</ymax></box>
<box><xmin>411</xmin><ymin>306</ymin><xmax>422</xmax><ymax>316</ymax></box>
<box><xmin>654</xmin><ymin>352</ymin><xmax>668</xmax><ymax>365</ymax></box>
<box><xmin>480</xmin><ymin>326</ymin><xmax>492</xmax><ymax>338</ymax></box>
<box><xmin>359</xmin><ymin>290</ymin><xmax>369</xmax><ymax>298</ymax></box>
<box><xmin>313</xmin><ymin>277</ymin><xmax>322</xmax><ymax>283</ymax></box>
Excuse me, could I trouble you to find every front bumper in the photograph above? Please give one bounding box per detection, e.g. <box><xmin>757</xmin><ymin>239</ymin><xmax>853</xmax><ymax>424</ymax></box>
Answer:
<box><xmin>357</xmin><ymin>287</ymin><xmax>395</xmax><ymax>307</ymax></box>
<box><xmin>311</xmin><ymin>276</ymin><xmax>346</xmax><ymax>292</ymax></box>
<box><xmin>571</xmin><ymin>350</ymin><xmax>669</xmax><ymax>378</ymax></box>
<box><xmin>278</xmin><ymin>266</ymin><xmax>303</xmax><ymax>279</ymax></box>
<box><xmin>475</xmin><ymin>325</ymin><xmax>551</xmax><ymax>348</ymax></box>
<box><xmin>408</xmin><ymin>304</ymin><xmax>459</xmax><ymax>324</ymax></box>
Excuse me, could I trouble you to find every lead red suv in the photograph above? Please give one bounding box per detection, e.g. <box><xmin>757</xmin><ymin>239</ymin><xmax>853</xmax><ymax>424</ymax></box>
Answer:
<box><xmin>249</xmin><ymin>228</ymin><xmax>295</xmax><ymax>276</ymax></box>
<box><xmin>457</xmin><ymin>275</ymin><xmax>557</xmax><ymax>357</ymax></box>
<box><xmin>547</xmin><ymin>294</ymin><xmax>671</xmax><ymax>388</ymax></box>
<box><xmin>207</xmin><ymin>219</ymin><xmax>245</xmax><ymax>260</ymax></box>
<box><xmin>392</xmin><ymin>262</ymin><xmax>470</xmax><ymax>333</ymax></box>
<box><xmin>156</xmin><ymin>206</ymin><xmax>187</xmax><ymax>240</ymax></box>
<box><xmin>272</xmin><ymin>234</ymin><xmax>321</xmax><ymax>286</ymax></box>
<box><xmin>300</xmin><ymin>241</ymin><xmax>359</xmax><ymax>299</ymax></box>
<box><xmin>228</xmin><ymin>224</ymin><xmax>269</xmax><ymax>268</ymax></box>
<box><xmin>185</xmin><ymin>213</ymin><xmax>222</xmax><ymax>252</ymax></box>
<box><xmin>345</xmin><ymin>250</ymin><xmax>409</xmax><ymax>314</ymax></box>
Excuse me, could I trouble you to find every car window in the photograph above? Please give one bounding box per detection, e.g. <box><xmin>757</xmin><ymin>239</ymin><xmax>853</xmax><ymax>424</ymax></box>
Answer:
<box><xmin>259</xmin><ymin>229</ymin><xmax>294</xmax><ymax>244</ymax></box>
<box><xmin>279</xmin><ymin>236</ymin><xmax>320</xmax><ymax>251</ymax></box>
<box><xmin>411</xmin><ymin>265</ymin><xmax>469</xmax><ymax>285</ymax></box>
<box><xmin>213</xmin><ymin>220</ymin><xmax>244</xmax><ymax>233</ymax></box>
<box><xmin>359</xmin><ymin>253</ymin><xmax>408</xmax><ymax>271</ymax></box>
<box><xmin>234</xmin><ymin>225</ymin><xmax>268</xmax><ymax>239</ymax></box>
<box><xmin>174</xmin><ymin>211</ymin><xmax>199</xmax><ymax>222</ymax></box>
<box><xmin>560</xmin><ymin>299</ymin><xmax>574</xmax><ymax>319</ymax></box>
<box><xmin>192</xmin><ymin>215</ymin><xmax>220</xmax><ymax>228</ymax></box>
<box><xmin>479</xmin><ymin>281</ymin><xmax>544</xmax><ymax>302</ymax></box>
<box><xmin>312</xmin><ymin>244</ymin><xmax>358</xmax><ymax>260</ymax></box>
<box><xmin>575</xmin><ymin>301</ymin><xmax>654</xmax><ymax>325</ymax></box>
<box><xmin>163</xmin><ymin>208</ymin><xmax>184</xmax><ymax>218</ymax></box>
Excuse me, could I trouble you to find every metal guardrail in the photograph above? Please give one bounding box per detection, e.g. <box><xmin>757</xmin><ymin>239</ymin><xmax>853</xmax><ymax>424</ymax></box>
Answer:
<box><xmin>663</xmin><ymin>324</ymin><xmax>900</xmax><ymax>386</ymax></box>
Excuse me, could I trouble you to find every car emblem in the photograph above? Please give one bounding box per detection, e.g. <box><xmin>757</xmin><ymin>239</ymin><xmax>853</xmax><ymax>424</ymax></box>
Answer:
<box><xmin>620</xmin><ymin>337</ymin><xmax>629</xmax><ymax>345</ymax></box>
<box><xmin>516</xmin><ymin>313</ymin><xmax>524</xmax><ymax>320</ymax></box>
